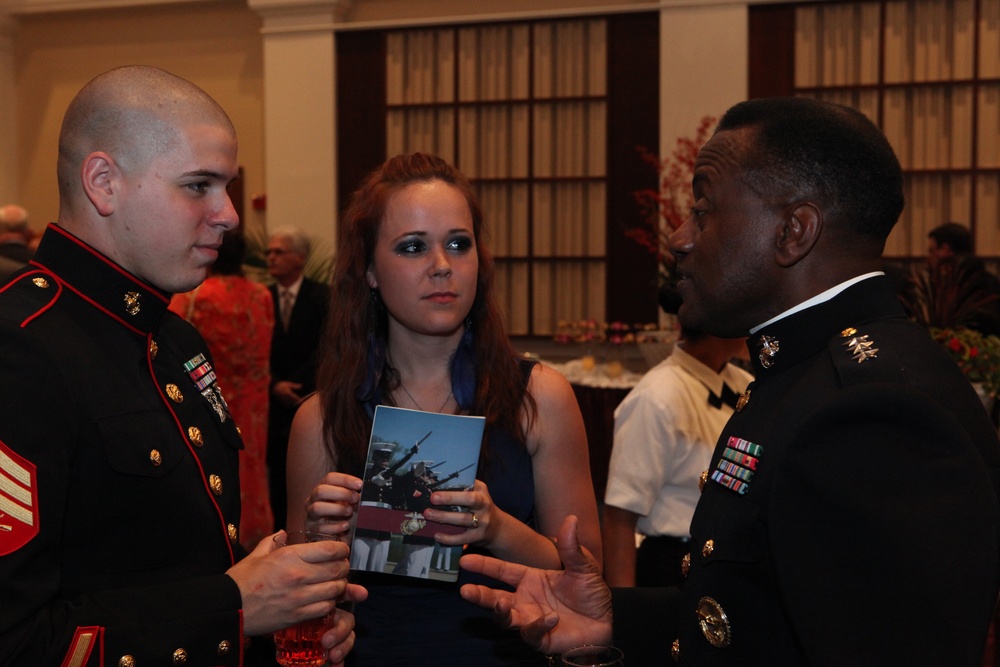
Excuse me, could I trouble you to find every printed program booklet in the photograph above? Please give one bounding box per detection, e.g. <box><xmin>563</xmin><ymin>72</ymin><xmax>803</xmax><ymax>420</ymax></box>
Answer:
<box><xmin>348</xmin><ymin>405</ymin><xmax>485</xmax><ymax>582</ymax></box>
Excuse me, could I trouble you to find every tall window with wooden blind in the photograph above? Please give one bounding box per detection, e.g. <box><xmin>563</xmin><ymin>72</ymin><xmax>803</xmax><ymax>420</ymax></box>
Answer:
<box><xmin>384</xmin><ymin>21</ymin><xmax>607</xmax><ymax>336</ymax></box>
<box><xmin>337</xmin><ymin>14</ymin><xmax>659</xmax><ymax>338</ymax></box>
<box><xmin>752</xmin><ymin>0</ymin><xmax>1000</xmax><ymax>260</ymax></box>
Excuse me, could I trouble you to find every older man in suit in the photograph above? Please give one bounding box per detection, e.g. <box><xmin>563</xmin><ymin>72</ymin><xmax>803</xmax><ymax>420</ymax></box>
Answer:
<box><xmin>266</xmin><ymin>225</ymin><xmax>329</xmax><ymax>529</ymax></box>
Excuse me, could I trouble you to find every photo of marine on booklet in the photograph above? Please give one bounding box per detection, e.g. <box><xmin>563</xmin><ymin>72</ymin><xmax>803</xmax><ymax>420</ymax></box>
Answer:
<box><xmin>348</xmin><ymin>405</ymin><xmax>485</xmax><ymax>582</ymax></box>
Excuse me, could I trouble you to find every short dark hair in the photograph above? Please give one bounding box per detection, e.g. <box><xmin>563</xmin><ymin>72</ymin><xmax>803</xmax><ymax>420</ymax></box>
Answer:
<box><xmin>716</xmin><ymin>97</ymin><xmax>904</xmax><ymax>243</ymax></box>
<box><xmin>928</xmin><ymin>222</ymin><xmax>973</xmax><ymax>254</ymax></box>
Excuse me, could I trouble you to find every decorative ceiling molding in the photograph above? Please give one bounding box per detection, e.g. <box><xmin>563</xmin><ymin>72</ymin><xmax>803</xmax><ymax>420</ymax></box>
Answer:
<box><xmin>0</xmin><ymin>0</ymin><xmax>792</xmax><ymax>24</ymax></box>
<box><xmin>0</xmin><ymin>0</ymin><xmax>223</xmax><ymax>15</ymax></box>
<box><xmin>246</xmin><ymin>0</ymin><xmax>351</xmax><ymax>32</ymax></box>
<box><xmin>247</xmin><ymin>0</ymin><xmax>350</xmax><ymax>17</ymax></box>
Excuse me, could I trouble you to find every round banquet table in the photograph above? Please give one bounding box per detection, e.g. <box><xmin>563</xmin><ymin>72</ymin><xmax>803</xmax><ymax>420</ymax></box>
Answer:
<box><xmin>545</xmin><ymin>357</ymin><xmax>643</xmax><ymax>500</ymax></box>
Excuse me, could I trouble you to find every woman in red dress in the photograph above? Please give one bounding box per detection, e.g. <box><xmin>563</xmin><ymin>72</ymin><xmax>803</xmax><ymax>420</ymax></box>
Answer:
<box><xmin>170</xmin><ymin>229</ymin><xmax>275</xmax><ymax>549</ymax></box>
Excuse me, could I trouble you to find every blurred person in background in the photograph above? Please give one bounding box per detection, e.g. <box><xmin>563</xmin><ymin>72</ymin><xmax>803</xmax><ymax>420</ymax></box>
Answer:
<box><xmin>0</xmin><ymin>204</ymin><xmax>33</xmax><ymax>281</ymax></box>
<box><xmin>266</xmin><ymin>225</ymin><xmax>329</xmax><ymax>530</ymax></box>
<box><xmin>603</xmin><ymin>286</ymin><xmax>752</xmax><ymax>589</ymax></box>
<box><xmin>170</xmin><ymin>228</ymin><xmax>275</xmax><ymax>549</ymax></box>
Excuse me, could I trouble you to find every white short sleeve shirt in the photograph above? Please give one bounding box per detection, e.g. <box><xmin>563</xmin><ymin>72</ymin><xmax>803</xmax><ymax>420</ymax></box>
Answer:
<box><xmin>603</xmin><ymin>345</ymin><xmax>753</xmax><ymax>538</ymax></box>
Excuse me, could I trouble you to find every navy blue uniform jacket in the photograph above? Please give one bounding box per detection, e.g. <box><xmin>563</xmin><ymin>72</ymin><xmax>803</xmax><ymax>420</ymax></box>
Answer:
<box><xmin>613</xmin><ymin>276</ymin><xmax>1000</xmax><ymax>666</ymax></box>
<box><xmin>0</xmin><ymin>225</ymin><xmax>259</xmax><ymax>666</ymax></box>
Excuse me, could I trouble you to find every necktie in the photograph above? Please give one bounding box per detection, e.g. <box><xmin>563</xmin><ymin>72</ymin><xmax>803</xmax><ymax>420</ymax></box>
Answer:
<box><xmin>707</xmin><ymin>384</ymin><xmax>741</xmax><ymax>410</ymax></box>
<box><xmin>280</xmin><ymin>289</ymin><xmax>294</xmax><ymax>331</ymax></box>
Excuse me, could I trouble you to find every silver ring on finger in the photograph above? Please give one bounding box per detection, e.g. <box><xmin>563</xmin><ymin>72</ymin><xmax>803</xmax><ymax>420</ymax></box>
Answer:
<box><xmin>470</xmin><ymin>512</ymin><xmax>479</xmax><ymax>529</ymax></box>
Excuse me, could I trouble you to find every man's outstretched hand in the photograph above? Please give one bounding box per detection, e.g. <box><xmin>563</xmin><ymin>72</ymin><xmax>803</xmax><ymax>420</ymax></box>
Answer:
<box><xmin>459</xmin><ymin>515</ymin><xmax>613</xmax><ymax>655</ymax></box>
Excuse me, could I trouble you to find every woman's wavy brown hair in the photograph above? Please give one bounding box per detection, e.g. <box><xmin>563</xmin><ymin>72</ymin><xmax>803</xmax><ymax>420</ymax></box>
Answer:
<box><xmin>317</xmin><ymin>153</ymin><xmax>534</xmax><ymax>474</ymax></box>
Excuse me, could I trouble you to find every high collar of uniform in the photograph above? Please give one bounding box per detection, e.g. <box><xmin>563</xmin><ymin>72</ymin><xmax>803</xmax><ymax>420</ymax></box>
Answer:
<box><xmin>29</xmin><ymin>224</ymin><xmax>171</xmax><ymax>336</ymax></box>
<box><xmin>745</xmin><ymin>275</ymin><xmax>906</xmax><ymax>379</ymax></box>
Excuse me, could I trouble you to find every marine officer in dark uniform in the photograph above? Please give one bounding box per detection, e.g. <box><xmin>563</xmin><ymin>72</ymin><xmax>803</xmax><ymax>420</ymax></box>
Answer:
<box><xmin>459</xmin><ymin>97</ymin><xmax>1000</xmax><ymax>666</ymax></box>
<box><xmin>0</xmin><ymin>66</ymin><xmax>362</xmax><ymax>666</ymax></box>
<box><xmin>351</xmin><ymin>445</ymin><xmax>397</xmax><ymax>574</ymax></box>
<box><xmin>361</xmin><ymin>444</ymin><xmax>397</xmax><ymax>506</ymax></box>
<box><xmin>390</xmin><ymin>460</ymin><xmax>438</xmax><ymax>513</ymax></box>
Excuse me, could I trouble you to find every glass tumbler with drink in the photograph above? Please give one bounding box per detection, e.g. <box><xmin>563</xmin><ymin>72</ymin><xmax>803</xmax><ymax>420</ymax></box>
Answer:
<box><xmin>273</xmin><ymin>530</ymin><xmax>341</xmax><ymax>667</ymax></box>
<box><xmin>559</xmin><ymin>644</ymin><xmax>624</xmax><ymax>666</ymax></box>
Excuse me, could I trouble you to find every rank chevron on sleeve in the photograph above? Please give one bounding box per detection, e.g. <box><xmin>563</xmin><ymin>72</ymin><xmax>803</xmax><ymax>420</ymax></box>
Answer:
<box><xmin>0</xmin><ymin>441</ymin><xmax>39</xmax><ymax>555</ymax></box>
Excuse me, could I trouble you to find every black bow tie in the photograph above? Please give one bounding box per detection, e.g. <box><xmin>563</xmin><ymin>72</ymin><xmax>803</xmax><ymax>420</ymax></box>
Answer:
<box><xmin>708</xmin><ymin>384</ymin><xmax>741</xmax><ymax>410</ymax></box>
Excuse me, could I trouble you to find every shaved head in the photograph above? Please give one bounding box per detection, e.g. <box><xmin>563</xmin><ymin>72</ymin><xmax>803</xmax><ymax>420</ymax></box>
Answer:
<box><xmin>53</xmin><ymin>65</ymin><xmax>240</xmax><ymax>293</ymax></box>
<box><xmin>57</xmin><ymin>65</ymin><xmax>235</xmax><ymax>204</ymax></box>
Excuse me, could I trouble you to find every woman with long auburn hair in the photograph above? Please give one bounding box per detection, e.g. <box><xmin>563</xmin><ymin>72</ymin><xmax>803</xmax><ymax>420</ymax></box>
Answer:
<box><xmin>284</xmin><ymin>153</ymin><xmax>601</xmax><ymax>665</ymax></box>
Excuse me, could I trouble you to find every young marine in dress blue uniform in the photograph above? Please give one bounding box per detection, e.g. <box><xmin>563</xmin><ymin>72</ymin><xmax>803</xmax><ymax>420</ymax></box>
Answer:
<box><xmin>0</xmin><ymin>65</ymin><xmax>361</xmax><ymax>666</ymax></box>
<box><xmin>0</xmin><ymin>224</ymin><xmax>250</xmax><ymax>664</ymax></box>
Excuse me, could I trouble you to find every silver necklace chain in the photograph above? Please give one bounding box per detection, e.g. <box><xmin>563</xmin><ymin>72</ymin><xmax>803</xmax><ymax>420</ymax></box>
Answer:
<box><xmin>388</xmin><ymin>351</ymin><xmax>453</xmax><ymax>413</ymax></box>
<box><xmin>398</xmin><ymin>380</ymin><xmax>453</xmax><ymax>413</ymax></box>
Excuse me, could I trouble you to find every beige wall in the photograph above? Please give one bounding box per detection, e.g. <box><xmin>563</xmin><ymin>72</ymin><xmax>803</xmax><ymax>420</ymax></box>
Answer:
<box><xmin>660</xmin><ymin>4</ymin><xmax>746</xmax><ymax>165</ymax></box>
<box><xmin>3</xmin><ymin>0</ymin><xmax>755</xmax><ymax>248</ymax></box>
<box><xmin>10</xmin><ymin>1</ymin><xmax>264</xmax><ymax>237</ymax></box>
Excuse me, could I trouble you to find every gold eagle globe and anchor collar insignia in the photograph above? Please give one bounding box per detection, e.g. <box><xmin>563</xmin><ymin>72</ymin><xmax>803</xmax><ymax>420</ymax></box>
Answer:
<box><xmin>841</xmin><ymin>327</ymin><xmax>878</xmax><ymax>363</ymax></box>
<box><xmin>123</xmin><ymin>291</ymin><xmax>142</xmax><ymax>316</ymax></box>
<box><xmin>757</xmin><ymin>334</ymin><xmax>780</xmax><ymax>368</ymax></box>
<box><xmin>27</xmin><ymin>225</ymin><xmax>171</xmax><ymax>335</ymax></box>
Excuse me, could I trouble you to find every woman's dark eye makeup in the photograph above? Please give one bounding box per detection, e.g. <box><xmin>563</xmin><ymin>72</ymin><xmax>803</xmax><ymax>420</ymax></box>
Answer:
<box><xmin>394</xmin><ymin>233</ymin><xmax>473</xmax><ymax>255</ymax></box>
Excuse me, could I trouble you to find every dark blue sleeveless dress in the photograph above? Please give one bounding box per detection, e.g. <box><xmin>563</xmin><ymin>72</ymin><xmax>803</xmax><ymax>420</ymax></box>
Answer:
<box><xmin>346</xmin><ymin>361</ymin><xmax>548</xmax><ymax>666</ymax></box>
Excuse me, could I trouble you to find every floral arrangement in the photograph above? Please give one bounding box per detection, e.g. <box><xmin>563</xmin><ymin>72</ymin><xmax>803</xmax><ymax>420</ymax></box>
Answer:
<box><xmin>628</xmin><ymin>115</ymin><xmax>717</xmax><ymax>285</ymax></box>
<box><xmin>554</xmin><ymin>320</ymin><xmax>666</xmax><ymax>346</ymax></box>
<box><xmin>605</xmin><ymin>321</ymin><xmax>633</xmax><ymax>346</ymax></box>
<box><xmin>553</xmin><ymin>320</ymin><xmax>679</xmax><ymax>372</ymax></box>
<box><xmin>553</xmin><ymin>319</ymin><xmax>601</xmax><ymax>345</ymax></box>
<box><xmin>902</xmin><ymin>254</ymin><xmax>1000</xmax><ymax>400</ymax></box>
<box><xmin>930</xmin><ymin>326</ymin><xmax>1000</xmax><ymax>397</ymax></box>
